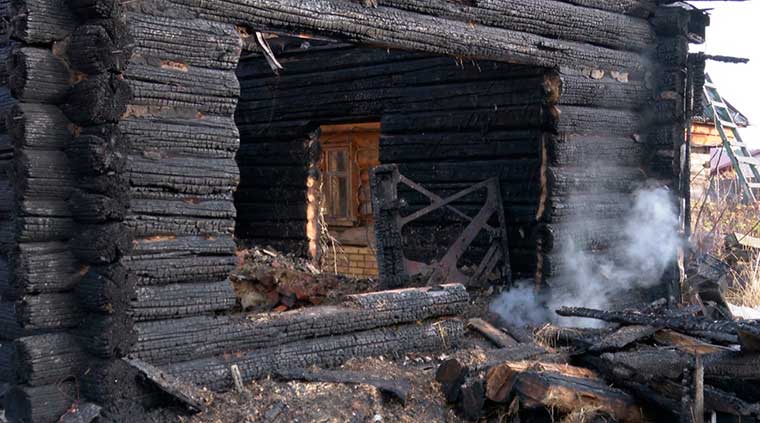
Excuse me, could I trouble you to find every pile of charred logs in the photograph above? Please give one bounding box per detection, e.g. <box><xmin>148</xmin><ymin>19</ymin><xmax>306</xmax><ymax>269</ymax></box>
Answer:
<box><xmin>439</xmin><ymin>305</ymin><xmax>760</xmax><ymax>422</ymax></box>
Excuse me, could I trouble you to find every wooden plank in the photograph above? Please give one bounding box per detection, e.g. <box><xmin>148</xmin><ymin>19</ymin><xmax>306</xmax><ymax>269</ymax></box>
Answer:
<box><xmin>467</xmin><ymin>318</ymin><xmax>518</xmax><ymax>348</ymax></box>
<box><xmin>124</xmin><ymin>357</ymin><xmax>213</xmax><ymax>412</ymax></box>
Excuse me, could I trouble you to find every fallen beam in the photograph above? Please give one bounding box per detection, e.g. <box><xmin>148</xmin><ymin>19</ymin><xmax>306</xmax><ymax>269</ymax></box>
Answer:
<box><xmin>132</xmin><ymin>284</ymin><xmax>468</xmax><ymax>364</ymax></box>
<box><xmin>165</xmin><ymin>318</ymin><xmax>463</xmax><ymax>391</ymax></box>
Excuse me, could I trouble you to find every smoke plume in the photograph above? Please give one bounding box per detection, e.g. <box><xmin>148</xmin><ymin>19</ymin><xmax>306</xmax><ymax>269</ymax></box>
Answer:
<box><xmin>490</xmin><ymin>187</ymin><xmax>681</xmax><ymax>328</ymax></box>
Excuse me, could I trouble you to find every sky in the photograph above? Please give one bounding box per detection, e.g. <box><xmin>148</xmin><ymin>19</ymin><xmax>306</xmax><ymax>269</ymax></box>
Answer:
<box><xmin>689</xmin><ymin>1</ymin><xmax>760</xmax><ymax>147</ymax></box>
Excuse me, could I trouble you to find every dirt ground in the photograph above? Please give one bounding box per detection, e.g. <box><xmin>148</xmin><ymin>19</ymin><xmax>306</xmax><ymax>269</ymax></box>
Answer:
<box><xmin>188</xmin><ymin>339</ymin><xmax>499</xmax><ymax>423</ymax></box>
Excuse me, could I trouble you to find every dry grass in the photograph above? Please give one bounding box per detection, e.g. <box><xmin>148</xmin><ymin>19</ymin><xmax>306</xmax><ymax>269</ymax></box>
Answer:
<box><xmin>725</xmin><ymin>253</ymin><xmax>760</xmax><ymax>307</ymax></box>
<box><xmin>691</xmin><ymin>174</ymin><xmax>760</xmax><ymax>307</ymax></box>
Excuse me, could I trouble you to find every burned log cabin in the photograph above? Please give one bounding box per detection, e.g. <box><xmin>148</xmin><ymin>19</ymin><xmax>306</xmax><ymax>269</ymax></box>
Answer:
<box><xmin>0</xmin><ymin>0</ymin><xmax>709</xmax><ymax>421</ymax></box>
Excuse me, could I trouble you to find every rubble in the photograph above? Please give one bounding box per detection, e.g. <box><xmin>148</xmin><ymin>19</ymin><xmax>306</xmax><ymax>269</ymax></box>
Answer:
<box><xmin>438</xmin><ymin>304</ymin><xmax>760</xmax><ymax>422</ymax></box>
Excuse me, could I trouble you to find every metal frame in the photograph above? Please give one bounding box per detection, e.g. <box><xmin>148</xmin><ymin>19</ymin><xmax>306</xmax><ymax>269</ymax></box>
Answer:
<box><xmin>372</xmin><ymin>164</ymin><xmax>511</xmax><ymax>287</ymax></box>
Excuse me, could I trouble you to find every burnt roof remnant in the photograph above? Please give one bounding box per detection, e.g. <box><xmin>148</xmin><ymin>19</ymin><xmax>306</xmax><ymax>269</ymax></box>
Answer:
<box><xmin>0</xmin><ymin>0</ymin><xmax>726</xmax><ymax>421</ymax></box>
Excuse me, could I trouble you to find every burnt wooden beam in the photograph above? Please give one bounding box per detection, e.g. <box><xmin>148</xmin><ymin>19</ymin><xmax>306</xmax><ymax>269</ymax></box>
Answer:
<box><xmin>132</xmin><ymin>284</ymin><xmax>468</xmax><ymax>364</ymax></box>
<box><xmin>165</xmin><ymin>0</ymin><xmax>646</xmax><ymax>71</ymax></box>
<box><xmin>165</xmin><ymin>318</ymin><xmax>464</xmax><ymax>391</ymax></box>
<box><xmin>377</xmin><ymin>0</ymin><xmax>655</xmax><ymax>51</ymax></box>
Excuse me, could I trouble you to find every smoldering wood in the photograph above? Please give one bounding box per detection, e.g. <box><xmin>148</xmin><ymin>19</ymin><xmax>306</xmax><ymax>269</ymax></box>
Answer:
<box><xmin>588</xmin><ymin>325</ymin><xmax>657</xmax><ymax>353</ymax></box>
<box><xmin>165</xmin><ymin>318</ymin><xmax>463</xmax><ymax>391</ymax></box>
<box><xmin>132</xmin><ymin>284</ymin><xmax>468</xmax><ymax>364</ymax></box>
<box><xmin>556</xmin><ymin>306</ymin><xmax>752</xmax><ymax>344</ymax></box>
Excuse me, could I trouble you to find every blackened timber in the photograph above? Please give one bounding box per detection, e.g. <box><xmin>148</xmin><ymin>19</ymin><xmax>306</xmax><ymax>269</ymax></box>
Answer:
<box><xmin>131</xmin><ymin>280</ymin><xmax>236</xmax><ymax>321</ymax></box>
<box><xmin>12</xmin><ymin>333</ymin><xmax>86</xmax><ymax>386</ymax></box>
<box><xmin>165</xmin><ymin>318</ymin><xmax>463</xmax><ymax>391</ymax></box>
<box><xmin>17</xmin><ymin>199</ymin><xmax>70</xmax><ymax>218</ymax></box>
<box><xmin>126</xmin><ymin>156</ymin><xmax>239</xmax><ymax>195</ymax></box>
<box><xmin>6</xmin><ymin>242</ymin><xmax>79</xmax><ymax>296</ymax></box>
<box><xmin>555</xmin><ymin>307</ymin><xmax>749</xmax><ymax>341</ymax></box>
<box><xmin>540</xmin><ymin>219</ymin><xmax>624</xmax><ymax>252</ymax></box>
<box><xmin>63</xmin><ymin>73</ymin><xmax>131</xmax><ymax>125</ymax></box>
<box><xmin>65</xmin><ymin>128</ymin><xmax>127</xmax><ymax>176</ymax></box>
<box><xmin>76</xmin><ymin>314</ymin><xmax>137</xmax><ymax>358</ymax></box>
<box><xmin>386</xmin><ymin>130</ymin><xmax>540</xmax><ymax>163</ymax></box>
<box><xmin>547</xmin><ymin>133</ymin><xmax>645</xmax><ymax>166</ymax></box>
<box><xmin>555</xmin><ymin>106</ymin><xmax>641</xmax><ymax>135</ymax></box>
<box><xmin>558</xmin><ymin>72</ymin><xmax>649</xmax><ymax>109</ymax></box>
<box><xmin>69</xmin><ymin>13</ymin><xmax>242</xmax><ymax>74</ymax></box>
<box><xmin>165</xmin><ymin>0</ymin><xmax>646</xmax><ymax>71</ymax></box>
<box><xmin>3</xmin><ymin>382</ymin><xmax>77</xmax><ymax>423</ymax></box>
<box><xmin>132</xmin><ymin>284</ymin><xmax>468</xmax><ymax>364</ymax></box>
<box><xmin>548</xmin><ymin>166</ymin><xmax>646</xmax><ymax>195</ymax></box>
<box><xmin>126</xmin><ymin>199</ymin><xmax>236</xmax><ymax>236</ymax></box>
<box><xmin>124</xmin><ymin>255</ymin><xmax>237</xmax><ymax>286</ymax></box>
<box><xmin>131</xmin><ymin>235</ymin><xmax>236</xmax><ymax>256</ymax></box>
<box><xmin>9</xmin><ymin>0</ymin><xmax>77</xmax><ymax>44</ymax></box>
<box><xmin>7</xmin><ymin>47</ymin><xmax>70</xmax><ymax>103</ymax></box>
<box><xmin>543</xmin><ymin>193</ymin><xmax>633</xmax><ymax>223</ymax></box>
<box><xmin>71</xmin><ymin>223</ymin><xmax>133</xmax><ymax>264</ymax></box>
<box><xmin>382</xmin><ymin>105</ymin><xmax>551</xmax><ymax>134</ymax></box>
<box><xmin>6</xmin><ymin>103</ymin><xmax>73</xmax><ymax>150</ymax></box>
<box><xmin>377</xmin><ymin>0</ymin><xmax>655</xmax><ymax>51</ymax></box>
<box><xmin>120</xmin><ymin>115</ymin><xmax>239</xmax><ymax>159</ymax></box>
<box><xmin>67</xmin><ymin>24</ymin><xmax>132</xmax><ymax>75</ymax></box>
<box><xmin>70</xmin><ymin>191</ymin><xmax>128</xmax><ymax>223</ymax></box>
<box><xmin>557</xmin><ymin>0</ymin><xmax>655</xmax><ymax>18</ymax></box>
<box><xmin>0</xmin><ymin>293</ymin><xmax>82</xmax><ymax>339</ymax></box>
<box><xmin>76</xmin><ymin>264</ymin><xmax>135</xmax><ymax>314</ymax></box>
<box><xmin>15</xmin><ymin>216</ymin><xmax>74</xmax><ymax>242</ymax></box>
<box><xmin>124</xmin><ymin>63</ymin><xmax>239</xmax><ymax>115</ymax></box>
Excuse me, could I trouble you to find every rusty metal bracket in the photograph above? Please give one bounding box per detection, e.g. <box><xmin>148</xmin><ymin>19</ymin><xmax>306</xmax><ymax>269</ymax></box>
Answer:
<box><xmin>371</xmin><ymin>164</ymin><xmax>511</xmax><ymax>288</ymax></box>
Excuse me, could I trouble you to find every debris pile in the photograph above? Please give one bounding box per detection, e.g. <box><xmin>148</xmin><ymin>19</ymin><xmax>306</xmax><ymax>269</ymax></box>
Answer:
<box><xmin>438</xmin><ymin>304</ymin><xmax>760</xmax><ymax>422</ymax></box>
<box><xmin>231</xmin><ymin>246</ymin><xmax>379</xmax><ymax>312</ymax></box>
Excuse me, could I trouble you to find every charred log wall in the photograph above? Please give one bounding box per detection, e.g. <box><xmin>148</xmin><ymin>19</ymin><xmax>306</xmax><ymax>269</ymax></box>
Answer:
<box><xmin>0</xmin><ymin>0</ymin><xmax>244</xmax><ymax>420</ymax></box>
<box><xmin>235</xmin><ymin>45</ymin><xmax>552</xmax><ymax>278</ymax></box>
<box><xmin>0</xmin><ymin>1</ymin><xmax>83</xmax><ymax>422</ymax></box>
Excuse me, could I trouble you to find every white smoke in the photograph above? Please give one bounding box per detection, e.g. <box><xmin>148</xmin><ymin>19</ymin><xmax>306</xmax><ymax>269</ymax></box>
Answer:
<box><xmin>490</xmin><ymin>187</ymin><xmax>681</xmax><ymax>328</ymax></box>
